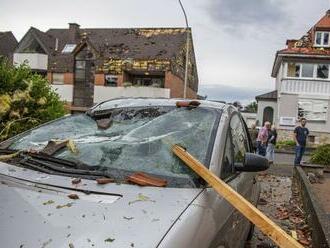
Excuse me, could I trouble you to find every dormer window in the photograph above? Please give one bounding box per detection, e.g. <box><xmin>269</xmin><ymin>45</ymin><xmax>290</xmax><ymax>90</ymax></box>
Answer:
<box><xmin>315</xmin><ymin>31</ymin><xmax>330</xmax><ymax>47</ymax></box>
<box><xmin>62</xmin><ymin>44</ymin><xmax>76</xmax><ymax>54</ymax></box>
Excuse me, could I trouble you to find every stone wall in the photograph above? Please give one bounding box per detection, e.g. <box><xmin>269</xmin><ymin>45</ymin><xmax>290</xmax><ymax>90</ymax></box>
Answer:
<box><xmin>277</xmin><ymin>128</ymin><xmax>330</xmax><ymax>146</ymax></box>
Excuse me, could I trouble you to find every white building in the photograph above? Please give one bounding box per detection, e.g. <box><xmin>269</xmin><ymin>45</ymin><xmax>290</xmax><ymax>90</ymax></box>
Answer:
<box><xmin>258</xmin><ymin>10</ymin><xmax>330</xmax><ymax>145</ymax></box>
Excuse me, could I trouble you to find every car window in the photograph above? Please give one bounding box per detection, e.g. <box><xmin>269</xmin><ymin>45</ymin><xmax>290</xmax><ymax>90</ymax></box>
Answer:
<box><xmin>221</xmin><ymin>114</ymin><xmax>249</xmax><ymax>179</ymax></box>
<box><xmin>230</xmin><ymin>114</ymin><xmax>249</xmax><ymax>163</ymax></box>
<box><xmin>221</xmin><ymin>132</ymin><xmax>234</xmax><ymax>179</ymax></box>
<box><xmin>8</xmin><ymin>106</ymin><xmax>221</xmax><ymax>188</ymax></box>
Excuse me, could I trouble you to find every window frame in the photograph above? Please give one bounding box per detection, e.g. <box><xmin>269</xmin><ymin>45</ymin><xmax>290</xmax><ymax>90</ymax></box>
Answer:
<box><xmin>285</xmin><ymin>62</ymin><xmax>330</xmax><ymax>80</ymax></box>
<box><xmin>314</xmin><ymin>31</ymin><xmax>330</xmax><ymax>47</ymax></box>
<box><xmin>220</xmin><ymin>113</ymin><xmax>251</xmax><ymax>181</ymax></box>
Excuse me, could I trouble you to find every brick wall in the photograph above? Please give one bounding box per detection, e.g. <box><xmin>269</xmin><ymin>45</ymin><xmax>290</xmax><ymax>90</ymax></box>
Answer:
<box><xmin>64</xmin><ymin>73</ymin><xmax>74</xmax><ymax>84</ymax></box>
<box><xmin>165</xmin><ymin>71</ymin><xmax>197</xmax><ymax>98</ymax></box>
<box><xmin>47</xmin><ymin>72</ymin><xmax>52</xmax><ymax>82</ymax></box>
<box><xmin>94</xmin><ymin>73</ymin><xmax>105</xmax><ymax>86</ymax></box>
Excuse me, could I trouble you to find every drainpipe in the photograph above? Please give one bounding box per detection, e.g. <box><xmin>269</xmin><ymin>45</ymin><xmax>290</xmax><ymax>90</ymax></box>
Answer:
<box><xmin>178</xmin><ymin>0</ymin><xmax>190</xmax><ymax>98</ymax></box>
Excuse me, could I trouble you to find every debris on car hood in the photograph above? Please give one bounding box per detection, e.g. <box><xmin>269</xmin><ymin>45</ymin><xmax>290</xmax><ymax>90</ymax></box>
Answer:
<box><xmin>0</xmin><ymin>162</ymin><xmax>203</xmax><ymax>248</ymax></box>
<box><xmin>127</xmin><ymin>172</ymin><xmax>167</xmax><ymax>187</ymax></box>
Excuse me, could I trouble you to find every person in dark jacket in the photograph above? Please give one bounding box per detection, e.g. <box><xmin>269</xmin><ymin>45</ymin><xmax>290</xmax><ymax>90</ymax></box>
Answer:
<box><xmin>266</xmin><ymin>125</ymin><xmax>277</xmax><ymax>163</ymax></box>
<box><xmin>294</xmin><ymin>118</ymin><xmax>309</xmax><ymax>166</ymax></box>
<box><xmin>249</xmin><ymin>123</ymin><xmax>258</xmax><ymax>152</ymax></box>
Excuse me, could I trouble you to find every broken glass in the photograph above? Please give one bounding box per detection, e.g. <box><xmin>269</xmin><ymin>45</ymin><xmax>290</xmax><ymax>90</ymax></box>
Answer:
<box><xmin>9</xmin><ymin>107</ymin><xmax>221</xmax><ymax>188</ymax></box>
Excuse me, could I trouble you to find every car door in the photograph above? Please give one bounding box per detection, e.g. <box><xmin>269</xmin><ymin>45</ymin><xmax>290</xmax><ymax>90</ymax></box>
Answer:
<box><xmin>211</xmin><ymin>113</ymin><xmax>256</xmax><ymax>248</ymax></box>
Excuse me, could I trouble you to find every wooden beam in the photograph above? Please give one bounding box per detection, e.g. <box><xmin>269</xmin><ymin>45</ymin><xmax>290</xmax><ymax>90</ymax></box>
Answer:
<box><xmin>172</xmin><ymin>145</ymin><xmax>303</xmax><ymax>248</ymax></box>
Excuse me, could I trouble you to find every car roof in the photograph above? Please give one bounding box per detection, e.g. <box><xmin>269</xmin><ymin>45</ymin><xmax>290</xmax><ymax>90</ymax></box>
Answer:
<box><xmin>90</xmin><ymin>98</ymin><xmax>229</xmax><ymax>114</ymax></box>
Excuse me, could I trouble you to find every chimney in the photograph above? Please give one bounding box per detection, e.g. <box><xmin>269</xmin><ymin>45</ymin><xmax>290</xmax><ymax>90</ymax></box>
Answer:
<box><xmin>286</xmin><ymin>39</ymin><xmax>297</xmax><ymax>49</ymax></box>
<box><xmin>326</xmin><ymin>9</ymin><xmax>330</xmax><ymax>16</ymax></box>
<box><xmin>68</xmin><ymin>23</ymin><xmax>80</xmax><ymax>43</ymax></box>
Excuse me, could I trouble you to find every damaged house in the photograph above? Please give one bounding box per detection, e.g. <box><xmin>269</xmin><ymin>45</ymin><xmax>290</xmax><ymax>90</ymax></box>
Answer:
<box><xmin>0</xmin><ymin>31</ymin><xmax>17</xmax><ymax>63</ymax></box>
<box><xmin>258</xmin><ymin>10</ymin><xmax>330</xmax><ymax>145</ymax></box>
<box><xmin>13</xmin><ymin>23</ymin><xmax>199</xmax><ymax>110</ymax></box>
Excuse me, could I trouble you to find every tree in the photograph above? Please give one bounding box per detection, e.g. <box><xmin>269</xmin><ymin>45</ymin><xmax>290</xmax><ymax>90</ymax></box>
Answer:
<box><xmin>245</xmin><ymin>101</ymin><xmax>258</xmax><ymax>113</ymax></box>
<box><xmin>0</xmin><ymin>57</ymin><xmax>66</xmax><ymax>142</ymax></box>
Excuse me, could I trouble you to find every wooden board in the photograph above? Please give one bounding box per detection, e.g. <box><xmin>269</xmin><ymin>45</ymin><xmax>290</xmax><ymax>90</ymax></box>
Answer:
<box><xmin>172</xmin><ymin>145</ymin><xmax>303</xmax><ymax>248</ymax></box>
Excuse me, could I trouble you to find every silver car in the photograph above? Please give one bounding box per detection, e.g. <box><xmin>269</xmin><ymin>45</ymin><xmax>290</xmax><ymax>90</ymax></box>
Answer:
<box><xmin>0</xmin><ymin>98</ymin><xmax>267</xmax><ymax>248</ymax></box>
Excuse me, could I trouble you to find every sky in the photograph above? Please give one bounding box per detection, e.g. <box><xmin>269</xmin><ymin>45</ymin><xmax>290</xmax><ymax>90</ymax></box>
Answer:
<box><xmin>1</xmin><ymin>0</ymin><xmax>329</xmax><ymax>103</ymax></box>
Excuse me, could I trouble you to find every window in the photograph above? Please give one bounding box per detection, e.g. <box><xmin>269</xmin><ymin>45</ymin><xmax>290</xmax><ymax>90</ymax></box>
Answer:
<box><xmin>75</xmin><ymin>60</ymin><xmax>86</xmax><ymax>81</ymax></box>
<box><xmin>287</xmin><ymin>63</ymin><xmax>300</xmax><ymax>77</ymax></box>
<box><xmin>52</xmin><ymin>73</ymin><xmax>64</xmax><ymax>84</ymax></box>
<box><xmin>298</xmin><ymin>99</ymin><xmax>328</xmax><ymax>121</ymax></box>
<box><xmin>301</xmin><ymin>64</ymin><xmax>314</xmax><ymax>78</ymax></box>
<box><xmin>221</xmin><ymin>114</ymin><xmax>249</xmax><ymax>179</ymax></box>
<box><xmin>315</xmin><ymin>32</ymin><xmax>330</xmax><ymax>47</ymax></box>
<box><xmin>317</xmin><ymin>64</ymin><xmax>329</xmax><ymax>79</ymax></box>
<box><xmin>105</xmin><ymin>75</ymin><xmax>118</xmax><ymax>87</ymax></box>
<box><xmin>230</xmin><ymin>115</ymin><xmax>249</xmax><ymax>163</ymax></box>
<box><xmin>286</xmin><ymin>62</ymin><xmax>330</xmax><ymax>79</ymax></box>
<box><xmin>62</xmin><ymin>44</ymin><xmax>77</xmax><ymax>54</ymax></box>
<box><xmin>221</xmin><ymin>134</ymin><xmax>234</xmax><ymax>180</ymax></box>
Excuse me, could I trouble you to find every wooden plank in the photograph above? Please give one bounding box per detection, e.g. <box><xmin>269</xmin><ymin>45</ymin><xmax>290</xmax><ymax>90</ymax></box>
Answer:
<box><xmin>172</xmin><ymin>145</ymin><xmax>303</xmax><ymax>248</ymax></box>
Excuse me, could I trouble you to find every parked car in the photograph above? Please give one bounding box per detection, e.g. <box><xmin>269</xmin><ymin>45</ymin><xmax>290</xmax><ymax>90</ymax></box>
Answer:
<box><xmin>0</xmin><ymin>98</ymin><xmax>268</xmax><ymax>248</ymax></box>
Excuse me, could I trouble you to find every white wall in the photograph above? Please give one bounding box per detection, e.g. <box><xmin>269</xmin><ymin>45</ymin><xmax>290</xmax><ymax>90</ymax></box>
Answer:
<box><xmin>256</xmin><ymin>100</ymin><xmax>278</xmax><ymax>126</ymax></box>
<box><xmin>13</xmin><ymin>53</ymin><xmax>48</xmax><ymax>70</ymax></box>
<box><xmin>50</xmin><ymin>85</ymin><xmax>171</xmax><ymax>104</ymax></box>
<box><xmin>51</xmin><ymin>85</ymin><xmax>73</xmax><ymax>102</ymax></box>
<box><xmin>94</xmin><ymin>86</ymin><xmax>170</xmax><ymax>102</ymax></box>
<box><xmin>278</xmin><ymin>93</ymin><xmax>330</xmax><ymax>133</ymax></box>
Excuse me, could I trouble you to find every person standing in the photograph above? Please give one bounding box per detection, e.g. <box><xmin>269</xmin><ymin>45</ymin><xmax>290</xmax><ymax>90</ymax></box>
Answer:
<box><xmin>266</xmin><ymin>125</ymin><xmax>277</xmax><ymax>163</ymax></box>
<box><xmin>256</xmin><ymin>121</ymin><xmax>271</xmax><ymax>156</ymax></box>
<box><xmin>249</xmin><ymin>123</ymin><xmax>258</xmax><ymax>152</ymax></box>
<box><xmin>294</xmin><ymin>118</ymin><xmax>309</xmax><ymax>166</ymax></box>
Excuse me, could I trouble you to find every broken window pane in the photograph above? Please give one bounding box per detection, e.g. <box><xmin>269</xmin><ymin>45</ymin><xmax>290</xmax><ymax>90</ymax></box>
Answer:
<box><xmin>298</xmin><ymin>99</ymin><xmax>328</xmax><ymax>121</ymax></box>
<box><xmin>9</xmin><ymin>107</ymin><xmax>221</xmax><ymax>188</ymax></box>
<box><xmin>287</xmin><ymin>63</ymin><xmax>300</xmax><ymax>77</ymax></box>
<box><xmin>301</xmin><ymin>64</ymin><xmax>314</xmax><ymax>78</ymax></box>
<box><xmin>317</xmin><ymin>64</ymin><xmax>329</xmax><ymax>79</ymax></box>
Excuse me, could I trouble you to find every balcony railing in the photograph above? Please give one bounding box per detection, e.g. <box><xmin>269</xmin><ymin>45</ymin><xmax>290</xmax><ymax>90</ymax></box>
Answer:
<box><xmin>51</xmin><ymin>85</ymin><xmax>170</xmax><ymax>104</ymax></box>
<box><xmin>13</xmin><ymin>53</ymin><xmax>48</xmax><ymax>71</ymax></box>
<box><xmin>281</xmin><ymin>78</ymin><xmax>330</xmax><ymax>96</ymax></box>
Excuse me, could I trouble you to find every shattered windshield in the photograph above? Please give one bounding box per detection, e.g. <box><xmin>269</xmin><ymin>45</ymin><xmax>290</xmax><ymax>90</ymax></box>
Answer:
<box><xmin>9</xmin><ymin>106</ymin><xmax>220</xmax><ymax>188</ymax></box>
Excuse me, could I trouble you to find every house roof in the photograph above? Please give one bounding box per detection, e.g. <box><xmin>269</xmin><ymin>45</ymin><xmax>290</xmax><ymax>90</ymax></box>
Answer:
<box><xmin>255</xmin><ymin>90</ymin><xmax>277</xmax><ymax>101</ymax></box>
<box><xmin>17</xmin><ymin>26</ymin><xmax>189</xmax><ymax>73</ymax></box>
<box><xmin>0</xmin><ymin>32</ymin><xmax>18</xmax><ymax>60</ymax></box>
<box><xmin>272</xmin><ymin>10</ymin><xmax>330</xmax><ymax>77</ymax></box>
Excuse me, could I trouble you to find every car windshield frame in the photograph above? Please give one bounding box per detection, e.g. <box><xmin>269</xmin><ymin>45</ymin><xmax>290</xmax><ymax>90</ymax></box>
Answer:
<box><xmin>4</xmin><ymin>105</ymin><xmax>222</xmax><ymax>188</ymax></box>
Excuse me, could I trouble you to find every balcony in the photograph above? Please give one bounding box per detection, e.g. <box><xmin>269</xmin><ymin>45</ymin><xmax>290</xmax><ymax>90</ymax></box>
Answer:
<box><xmin>281</xmin><ymin>78</ymin><xmax>330</xmax><ymax>96</ymax></box>
<box><xmin>13</xmin><ymin>53</ymin><xmax>48</xmax><ymax>71</ymax></box>
<box><xmin>51</xmin><ymin>85</ymin><xmax>170</xmax><ymax>104</ymax></box>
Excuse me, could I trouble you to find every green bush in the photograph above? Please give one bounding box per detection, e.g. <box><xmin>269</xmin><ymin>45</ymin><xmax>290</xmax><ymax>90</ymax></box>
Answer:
<box><xmin>310</xmin><ymin>144</ymin><xmax>330</xmax><ymax>167</ymax></box>
<box><xmin>0</xmin><ymin>57</ymin><xmax>66</xmax><ymax>142</ymax></box>
<box><xmin>275</xmin><ymin>140</ymin><xmax>296</xmax><ymax>149</ymax></box>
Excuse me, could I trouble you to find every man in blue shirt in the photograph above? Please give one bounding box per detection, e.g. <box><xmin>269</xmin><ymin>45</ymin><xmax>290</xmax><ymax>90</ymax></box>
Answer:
<box><xmin>294</xmin><ymin>118</ymin><xmax>309</xmax><ymax>166</ymax></box>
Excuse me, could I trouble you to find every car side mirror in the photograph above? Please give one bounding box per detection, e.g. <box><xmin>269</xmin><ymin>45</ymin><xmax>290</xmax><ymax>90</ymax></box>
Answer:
<box><xmin>234</xmin><ymin>153</ymin><xmax>269</xmax><ymax>172</ymax></box>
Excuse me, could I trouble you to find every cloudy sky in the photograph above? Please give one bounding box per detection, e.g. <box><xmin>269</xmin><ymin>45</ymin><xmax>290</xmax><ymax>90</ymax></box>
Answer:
<box><xmin>1</xmin><ymin>0</ymin><xmax>329</xmax><ymax>102</ymax></box>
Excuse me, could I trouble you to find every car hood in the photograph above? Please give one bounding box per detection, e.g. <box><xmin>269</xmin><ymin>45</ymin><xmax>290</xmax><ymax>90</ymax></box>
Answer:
<box><xmin>0</xmin><ymin>162</ymin><xmax>203</xmax><ymax>248</ymax></box>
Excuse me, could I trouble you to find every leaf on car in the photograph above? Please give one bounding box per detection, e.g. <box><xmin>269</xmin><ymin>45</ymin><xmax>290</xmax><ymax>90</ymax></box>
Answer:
<box><xmin>104</xmin><ymin>237</ymin><xmax>115</xmax><ymax>243</ymax></box>
<box><xmin>43</xmin><ymin>200</ymin><xmax>55</xmax><ymax>205</ymax></box>
<box><xmin>128</xmin><ymin>193</ymin><xmax>156</xmax><ymax>205</ymax></box>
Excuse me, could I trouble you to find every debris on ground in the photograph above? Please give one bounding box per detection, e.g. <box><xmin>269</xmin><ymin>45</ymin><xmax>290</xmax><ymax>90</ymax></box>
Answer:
<box><xmin>246</xmin><ymin>173</ymin><xmax>312</xmax><ymax>247</ymax></box>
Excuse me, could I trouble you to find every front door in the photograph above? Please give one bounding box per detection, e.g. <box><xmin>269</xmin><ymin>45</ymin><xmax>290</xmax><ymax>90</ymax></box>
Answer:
<box><xmin>73</xmin><ymin>46</ymin><xmax>95</xmax><ymax>107</ymax></box>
